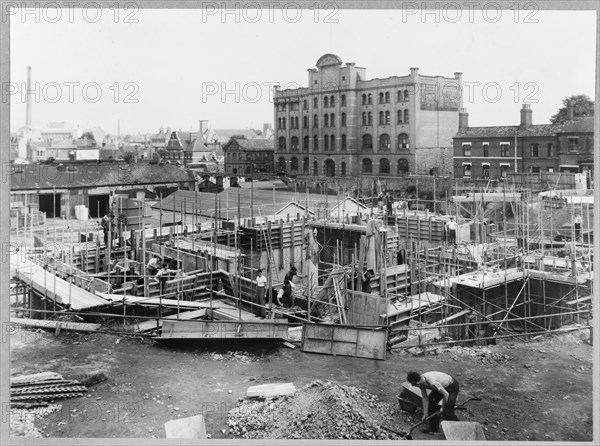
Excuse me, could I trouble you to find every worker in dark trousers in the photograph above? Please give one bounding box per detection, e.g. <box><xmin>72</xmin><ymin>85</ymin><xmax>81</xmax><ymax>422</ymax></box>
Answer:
<box><xmin>573</xmin><ymin>213</ymin><xmax>582</xmax><ymax>241</ymax></box>
<box><xmin>445</xmin><ymin>216</ymin><xmax>457</xmax><ymax>246</ymax></box>
<box><xmin>361</xmin><ymin>266</ymin><xmax>372</xmax><ymax>293</ymax></box>
<box><xmin>407</xmin><ymin>371</ymin><xmax>460</xmax><ymax>433</ymax></box>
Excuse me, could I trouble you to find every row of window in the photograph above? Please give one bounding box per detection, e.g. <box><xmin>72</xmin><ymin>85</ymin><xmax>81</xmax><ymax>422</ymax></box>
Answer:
<box><xmin>362</xmin><ymin>110</ymin><xmax>409</xmax><ymax>126</ymax></box>
<box><xmin>277</xmin><ymin>133</ymin><xmax>410</xmax><ymax>151</ymax></box>
<box><xmin>275</xmin><ymin>89</ymin><xmax>411</xmax><ymax>112</ymax></box>
<box><xmin>278</xmin><ymin>110</ymin><xmax>410</xmax><ymax>130</ymax></box>
<box><xmin>277</xmin><ymin>157</ymin><xmax>410</xmax><ymax>175</ymax></box>
<box><xmin>461</xmin><ymin>140</ymin><xmax>580</xmax><ymax>158</ymax></box>
<box><xmin>225</xmin><ymin>152</ymin><xmax>272</xmax><ymax>161</ymax></box>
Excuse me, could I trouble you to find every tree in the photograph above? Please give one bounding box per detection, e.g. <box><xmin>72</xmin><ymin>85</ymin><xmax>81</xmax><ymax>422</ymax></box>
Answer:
<box><xmin>81</xmin><ymin>131</ymin><xmax>95</xmax><ymax>142</ymax></box>
<box><xmin>550</xmin><ymin>94</ymin><xmax>594</xmax><ymax>124</ymax></box>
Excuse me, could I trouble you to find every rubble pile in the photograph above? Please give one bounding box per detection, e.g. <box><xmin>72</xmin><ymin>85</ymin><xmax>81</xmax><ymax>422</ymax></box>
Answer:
<box><xmin>10</xmin><ymin>404</ymin><xmax>62</xmax><ymax>437</ymax></box>
<box><xmin>444</xmin><ymin>346</ymin><xmax>511</xmax><ymax>363</ymax></box>
<box><xmin>206</xmin><ymin>351</ymin><xmax>256</xmax><ymax>363</ymax></box>
<box><xmin>227</xmin><ymin>380</ymin><xmax>404</xmax><ymax>440</ymax></box>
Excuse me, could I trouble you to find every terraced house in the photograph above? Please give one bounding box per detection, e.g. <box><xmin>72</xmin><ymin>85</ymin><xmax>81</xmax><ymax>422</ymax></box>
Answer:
<box><xmin>273</xmin><ymin>54</ymin><xmax>463</xmax><ymax>178</ymax></box>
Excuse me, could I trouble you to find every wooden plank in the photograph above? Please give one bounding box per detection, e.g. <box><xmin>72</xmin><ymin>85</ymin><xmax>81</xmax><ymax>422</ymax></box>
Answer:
<box><xmin>441</xmin><ymin>421</ymin><xmax>486</xmax><ymax>441</ymax></box>
<box><xmin>10</xmin><ymin>317</ymin><xmax>101</xmax><ymax>333</ymax></box>
<box><xmin>246</xmin><ymin>383</ymin><xmax>296</xmax><ymax>398</ymax></box>
<box><xmin>164</xmin><ymin>415</ymin><xmax>206</xmax><ymax>439</ymax></box>
<box><xmin>157</xmin><ymin>320</ymin><xmax>289</xmax><ymax>340</ymax></box>
<box><xmin>133</xmin><ymin>309</ymin><xmax>207</xmax><ymax>333</ymax></box>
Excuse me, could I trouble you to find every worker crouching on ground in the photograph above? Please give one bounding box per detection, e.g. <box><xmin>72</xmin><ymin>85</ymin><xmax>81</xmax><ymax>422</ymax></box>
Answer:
<box><xmin>407</xmin><ymin>371</ymin><xmax>460</xmax><ymax>433</ymax></box>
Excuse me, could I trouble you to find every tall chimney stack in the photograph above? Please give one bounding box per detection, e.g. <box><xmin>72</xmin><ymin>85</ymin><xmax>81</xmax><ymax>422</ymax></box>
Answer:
<box><xmin>520</xmin><ymin>104</ymin><xmax>532</xmax><ymax>128</ymax></box>
<box><xmin>26</xmin><ymin>66</ymin><xmax>32</xmax><ymax>128</ymax></box>
<box><xmin>567</xmin><ymin>103</ymin><xmax>574</xmax><ymax>120</ymax></box>
<box><xmin>459</xmin><ymin>108</ymin><xmax>469</xmax><ymax>129</ymax></box>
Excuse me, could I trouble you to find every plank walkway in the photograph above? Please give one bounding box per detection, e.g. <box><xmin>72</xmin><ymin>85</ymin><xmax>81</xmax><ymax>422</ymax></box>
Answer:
<box><xmin>132</xmin><ymin>309</ymin><xmax>207</xmax><ymax>333</ymax></box>
<box><xmin>10</xmin><ymin>317</ymin><xmax>101</xmax><ymax>332</ymax></box>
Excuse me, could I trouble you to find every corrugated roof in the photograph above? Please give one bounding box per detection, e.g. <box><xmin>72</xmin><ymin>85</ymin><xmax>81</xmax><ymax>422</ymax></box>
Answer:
<box><xmin>11</xmin><ymin>163</ymin><xmax>195</xmax><ymax>191</ymax></box>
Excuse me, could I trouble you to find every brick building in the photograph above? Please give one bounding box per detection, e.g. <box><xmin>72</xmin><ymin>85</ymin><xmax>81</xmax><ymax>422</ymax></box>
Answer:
<box><xmin>273</xmin><ymin>54</ymin><xmax>462</xmax><ymax>178</ymax></box>
<box><xmin>223</xmin><ymin>137</ymin><xmax>274</xmax><ymax>176</ymax></box>
<box><xmin>453</xmin><ymin>105</ymin><xmax>594</xmax><ymax>179</ymax></box>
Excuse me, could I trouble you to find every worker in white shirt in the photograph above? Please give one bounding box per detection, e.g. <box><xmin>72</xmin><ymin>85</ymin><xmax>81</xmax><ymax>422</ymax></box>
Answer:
<box><xmin>147</xmin><ymin>256</ymin><xmax>160</xmax><ymax>277</ymax></box>
<box><xmin>445</xmin><ymin>216</ymin><xmax>458</xmax><ymax>246</ymax></box>
<box><xmin>255</xmin><ymin>269</ymin><xmax>267</xmax><ymax>318</ymax></box>
<box><xmin>573</xmin><ymin>213</ymin><xmax>582</xmax><ymax>241</ymax></box>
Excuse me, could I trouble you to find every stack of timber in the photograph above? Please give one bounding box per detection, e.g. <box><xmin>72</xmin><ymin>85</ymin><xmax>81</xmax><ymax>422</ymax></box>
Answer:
<box><xmin>10</xmin><ymin>372</ymin><xmax>87</xmax><ymax>408</ymax></box>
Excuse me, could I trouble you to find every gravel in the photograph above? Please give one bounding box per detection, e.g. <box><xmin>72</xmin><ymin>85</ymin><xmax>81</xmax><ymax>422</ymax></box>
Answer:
<box><xmin>10</xmin><ymin>404</ymin><xmax>62</xmax><ymax>437</ymax></box>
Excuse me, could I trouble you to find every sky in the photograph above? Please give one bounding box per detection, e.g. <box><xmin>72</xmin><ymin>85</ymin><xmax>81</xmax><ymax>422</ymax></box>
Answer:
<box><xmin>9</xmin><ymin>5</ymin><xmax>597</xmax><ymax>136</ymax></box>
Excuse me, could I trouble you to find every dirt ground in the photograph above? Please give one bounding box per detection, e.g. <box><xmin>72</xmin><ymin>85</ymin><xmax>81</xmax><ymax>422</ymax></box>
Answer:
<box><xmin>9</xmin><ymin>326</ymin><xmax>594</xmax><ymax>441</ymax></box>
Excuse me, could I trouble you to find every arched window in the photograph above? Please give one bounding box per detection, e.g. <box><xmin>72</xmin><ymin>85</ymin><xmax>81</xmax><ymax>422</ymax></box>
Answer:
<box><xmin>303</xmin><ymin>157</ymin><xmax>309</xmax><ymax>174</ymax></box>
<box><xmin>278</xmin><ymin>137</ymin><xmax>286</xmax><ymax>150</ymax></box>
<box><xmin>277</xmin><ymin>117</ymin><xmax>281</xmax><ymax>129</ymax></box>
<box><xmin>362</xmin><ymin>134</ymin><xmax>373</xmax><ymax>151</ymax></box>
<box><xmin>325</xmin><ymin>159</ymin><xmax>335</xmax><ymax>177</ymax></box>
<box><xmin>330</xmin><ymin>95</ymin><xmax>335</xmax><ymax>107</ymax></box>
<box><xmin>380</xmin><ymin>158</ymin><xmax>390</xmax><ymax>174</ymax></box>
<box><xmin>367</xmin><ymin>112</ymin><xmax>373</xmax><ymax>126</ymax></box>
<box><xmin>291</xmin><ymin>157</ymin><xmax>299</xmax><ymax>171</ymax></box>
<box><xmin>291</xmin><ymin>136</ymin><xmax>299</xmax><ymax>151</ymax></box>
<box><xmin>295</xmin><ymin>117</ymin><xmax>299</xmax><ymax>128</ymax></box>
<box><xmin>385</xmin><ymin>92</ymin><xmax>390</xmax><ymax>103</ymax></box>
<box><xmin>362</xmin><ymin>94</ymin><xmax>367</xmax><ymax>105</ymax></box>
<box><xmin>313</xmin><ymin>115</ymin><xmax>318</xmax><ymax>128</ymax></box>
<box><xmin>362</xmin><ymin>158</ymin><xmax>372</xmax><ymax>174</ymax></box>
<box><xmin>324</xmin><ymin>96</ymin><xmax>329</xmax><ymax>108</ymax></box>
<box><xmin>379</xmin><ymin>92</ymin><xmax>384</xmax><ymax>103</ymax></box>
<box><xmin>341</xmin><ymin>94</ymin><xmax>346</xmax><ymax>106</ymax></box>
<box><xmin>404</xmin><ymin>90</ymin><xmax>409</xmax><ymax>101</ymax></box>
<box><xmin>303</xmin><ymin>116</ymin><xmax>308</xmax><ymax>128</ymax></box>
<box><xmin>330</xmin><ymin>135</ymin><xmax>336</xmax><ymax>151</ymax></box>
<box><xmin>303</xmin><ymin>136</ymin><xmax>309</xmax><ymax>151</ymax></box>
<box><xmin>324</xmin><ymin>134</ymin><xmax>329</xmax><ymax>151</ymax></box>
<box><xmin>398</xmin><ymin>133</ymin><xmax>409</xmax><ymax>150</ymax></box>
<box><xmin>341</xmin><ymin>112</ymin><xmax>346</xmax><ymax>127</ymax></box>
<box><xmin>282</xmin><ymin>117</ymin><xmax>286</xmax><ymax>129</ymax></box>
<box><xmin>379</xmin><ymin>134</ymin><xmax>390</xmax><ymax>151</ymax></box>
<box><xmin>397</xmin><ymin>110</ymin><xmax>403</xmax><ymax>124</ymax></box>
<box><xmin>385</xmin><ymin>111</ymin><xmax>390</xmax><ymax>125</ymax></box>
<box><xmin>362</xmin><ymin>112</ymin><xmax>367</xmax><ymax>126</ymax></box>
<box><xmin>278</xmin><ymin>157</ymin><xmax>286</xmax><ymax>172</ymax></box>
<box><xmin>324</xmin><ymin>114</ymin><xmax>329</xmax><ymax>127</ymax></box>
<box><xmin>404</xmin><ymin>110</ymin><xmax>409</xmax><ymax>123</ymax></box>
<box><xmin>313</xmin><ymin>135</ymin><xmax>319</xmax><ymax>151</ymax></box>
<box><xmin>330</xmin><ymin>113</ymin><xmax>335</xmax><ymax>126</ymax></box>
<box><xmin>341</xmin><ymin>161</ymin><xmax>347</xmax><ymax>176</ymax></box>
<box><xmin>341</xmin><ymin>134</ymin><xmax>347</xmax><ymax>151</ymax></box>
<box><xmin>367</xmin><ymin>93</ymin><xmax>372</xmax><ymax>105</ymax></box>
<box><xmin>246</xmin><ymin>165</ymin><xmax>251</xmax><ymax>174</ymax></box>
<box><xmin>397</xmin><ymin>158</ymin><xmax>409</xmax><ymax>174</ymax></box>
<box><xmin>314</xmin><ymin>97</ymin><xmax>318</xmax><ymax>108</ymax></box>
<box><xmin>313</xmin><ymin>160</ymin><xmax>319</xmax><ymax>176</ymax></box>
<box><xmin>303</xmin><ymin>99</ymin><xmax>307</xmax><ymax>110</ymax></box>
<box><xmin>379</xmin><ymin>111</ymin><xmax>384</xmax><ymax>125</ymax></box>
<box><xmin>397</xmin><ymin>90</ymin><xmax>402</xmax><ymax>102</ymax></box>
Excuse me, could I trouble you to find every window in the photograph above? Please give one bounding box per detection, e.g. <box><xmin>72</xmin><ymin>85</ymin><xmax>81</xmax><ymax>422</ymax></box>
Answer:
<box><xmin>367</xmin><ymin>112</ymin><xmax>373</xmax><ymax>125</ymax></box>
<box><xmin>547</xmin><ymin>143</ymin><xmax>553</xmax><ymax>157</ymax></box>
<box><xmin>568</xmin><ymin>137</ymin><xmax>579</xmax><ymax>152</ymax></box>
<box><xmin>483</xmin><ymin>143</ymin><xmax>489</xmax><ymax>157</ymax></box>
<box><xmin>380</xmin><ymin>158</ymin><xmax>390</xmax><ymax>174</ymax></box>
<box><xmin>404</xmin><ymin>110</ymin><xmax>409</xmax><ymax>123</ymax></box>
<box><xmin>341</xmin><ymin>134</ymin><xmax>347</xmax><ymax>151</ymax></box>
<box><xmin>362</xmin><ymin>112</ymin><xmax>367</xmax><ymax>126</ymax></box>
<box><xmin>404</xmin><ymin>90</ymin><xmax>409</xmax><ymax>101</ymax></box>
<box><xmin>547</xmin><ymin>167</ymin><xmax>554</xmax><ymax>173</ymax></box>
<box><xmin>324</xmin><ymin>97</ymin><xmax>329</xmax><ymax>108</ymax></box>
<box><xmin>313</xmin><ymin>115</ymin><xmax>318</xmax><ymax>128</ymax></box>
<box><xmin>385</xmin><ymin>111</ymin><xmax>390</xmax><ymax>125</ymax></box>
<box><xmin>330</xmin><ymin>113</ymin><xmax>335</xmax><ymax>126</ymax></box>
<box><xmin>330</xmin><ymin>135</ymin><xmax>336</xmax><ymax>151</ymax></box>
<box><xmin>313</xmin><ymin>135</ymin><xmax>318</xmax><ymax>151</ymax></box>
<box><xmin>385</xmin><ymin>92</ymin><xmax>390</xmax><ymax>103</ymax></box>
<box><xmin>303</xmin><ymin>136</ymin><xmax>309</xmax><ymax>151</ymax></box>
<box><xmin>295</xmin><ymin>117</ymin><xmax>299</xmax><ymax>129</ymax></box>
<box><xmin>282</xmin><ymin>117</ymin><xmax>286</xmax><ymax>129</ymax></box>
<box><xmin>341</xmin><ymin>112</ymin><xmax>346</xmax><ymax>127</ymax></box>
<box><xmin>379</xmin><ymin>111</ymin><xmax>384</xmax><ymax>125</ymax></box>
<box><xmin>303</xmin><ymin>99</ymin><xmax>307</xmax><ymax>110</ymax></box>
<box><xmin>313</xmin><ymin>160</ymin><xmax>318</xmax><ymax>176</ymax></box>
<box><xmin>397</xmin><ymin>90</ymin><xmax>402</xmax><ymax>102</ymax></box>
<box><xmin>463</xmin><ymin>143</ymin><xmax>471</xmax><ymax>157</ymax></box>
<box><xmin>277</xmin><ymin>117</ymin><xmax>282</xmax><ymax>129</ymax></box>
<box><xmin>463</xmin><ymin>164</ymin><xmax>472</xmax><ymax>178</ymax></box>
<box><xmin>341</xmin><ymin>94</ymin><xmax>346</xmax><ymax>107</ymax></box>
<box><xmin>500</xmin><ymin>164</ymin><xmax>510</xmax><ymax>177</ymax></box>
<box><xmin>501</xmin><ymin>143</ymin><xmax>510</xmax><ymax>157</ymax></box>
<box><xmin>482</xmin><ymin>165</ymin><xmax>490</xmax><ymax>178</ymax></box>
<box><xmin>324</xmin><ymin>134</ymin><xmax>329</xmax><ymax>151</ymax></box>
<box><xmin>367</xmin><ymin>93</ymin><xmax>372</xmax><ymax>105</ymax></box>
<box><xmin>530</xmin><ymin>143</ymin><xmax>539</xmax><ymax>157</ymax></box>
<box><xmin>362</xmin><ymin>94</ymin><xmax>367</xmax><ymax>105</ymax></box>
<box><xmin>278</xmin><ymin>157</ymin><xmax>286</xmax><ymax>172</ymax></box>
<box><xmin>530</xmin><ymin>166</ymin><xmax>540</xmax><ymax>173</ymax></box>
<box><xmin>341</xmin><ymin>161</ymin><xmax>346</xmax><ymax>176</ymax></box>
<box><xmin>303</xmin><ymin>157</ymin><xmax>309</xmax><ymax>174</ymax></box>
<box><xmin>397</xmin><ymin>158</ymin><xmax>409</xmax><ymax>174</ymax></box>
<box><xmin>379</xmin><ymin>92</ymin><xmax>384</xmax><ymax>103</ymax></box>
<box><xmin>362</xmin><ymin>158</ymin><xmax>372</xmax><ymax>174</ymax></box>
<box><xmin>314</xmin><ymin>97</ymin><xmax>318</xmax><ymax>108</ymax></box>
<box><xmin>278</xmin><ymin>137</ymin><xmax>286</xmax><ymax>150</ymax></box>
<box><xmin>398</xmin><ymin>133</ymin><xmax>409</xmax><ymax>150</ymax></box>
<box><xmin>330</xmin><ymin>95</ymin><xmax>335</xmax><ymax>107</ymax></box>
<box><xmin>324</xmin><ymin>114</ymin><xmax>329</xmax><ymax>127</ymax></box>
<box><xmin>362</xmin><ymin>134</ymin><xmax>373</xmax><ymax>150</ymax></box>
<box><xmin>379</xmin><ymin>134</ymin><xmax>390</xmax><ymax>151</ymax></box>
<box><xmin>303</xmin><ymin>116</ymin><xmax>308</xmax><ymax>128</ymax></box>
<box><xmin>397</xmin><ymin>110</ymin><xmax>403</xmax><ymax>124</ymax></box>
<box><xmin>291</xmin><ymin>136</ymin><xmax>299</xmax><ymax>151</ymax></box>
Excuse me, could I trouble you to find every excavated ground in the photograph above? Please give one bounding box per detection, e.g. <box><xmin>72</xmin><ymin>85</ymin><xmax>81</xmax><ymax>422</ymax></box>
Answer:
<box><xmin>8</xmin><ymin>324</ymin><xmax>594</xmax><ymax>441</ymax></box>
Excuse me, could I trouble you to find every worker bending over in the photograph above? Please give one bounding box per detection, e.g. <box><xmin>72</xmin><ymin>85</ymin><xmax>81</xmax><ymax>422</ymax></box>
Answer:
<box><xmin>407</xmin><ymin>371</ymin><xmax>460</xmax><ymax>433</ymax></box>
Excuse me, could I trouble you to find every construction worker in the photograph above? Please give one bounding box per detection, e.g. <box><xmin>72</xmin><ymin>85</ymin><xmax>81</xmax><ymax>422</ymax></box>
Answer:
<box><xmin>255</xmin><ymin>269</ymin><xmax>267</xmax><ymax>318</ymax></box>
<box><xmin>154</xmin><ymin>263</ymin><xmax>173</xmax><ymax>296</ymax></box>
<box><xmin>407</xmin><ymin>371</ymin><xmax>460</xmax><ymax>433</ymax></box>
<box><xmin>361</xmin><ymin>266</ymin><xmax>372</xmax><ymax>293</ymax></box>
<box><xmin>445</xmin><ymin>216</ymin><xmax>458</xmax><ymax>246</ymax></box>
<box><xmin>100</xmin><ymin>212</ymin><xmax>114</xmax><ymax>247</ymax></box>
<box><xmin>147</xmin><ymin>256</ymin><xmax>160</xmax><ymax>277</ymax></box>
<box><xmin>573</xmin><ymin>213</ymin><xmax>582</xmax><ymax>241</ymax></box>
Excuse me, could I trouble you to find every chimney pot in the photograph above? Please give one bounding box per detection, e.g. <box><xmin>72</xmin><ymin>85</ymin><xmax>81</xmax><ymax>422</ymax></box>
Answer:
<box><xmin>567</xmin><ymin>103</ymin><xmax>574</xmax><ymax>120</ymax></box>
<box><xmin>520</xmin><ymin>104</ymin><xmax>532</xmax><ymax>127</ymax></box>
<box><xmin>459</xmin><ymin>109</ymin><xmax>469</xmax><ymax>129</ymax></box>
